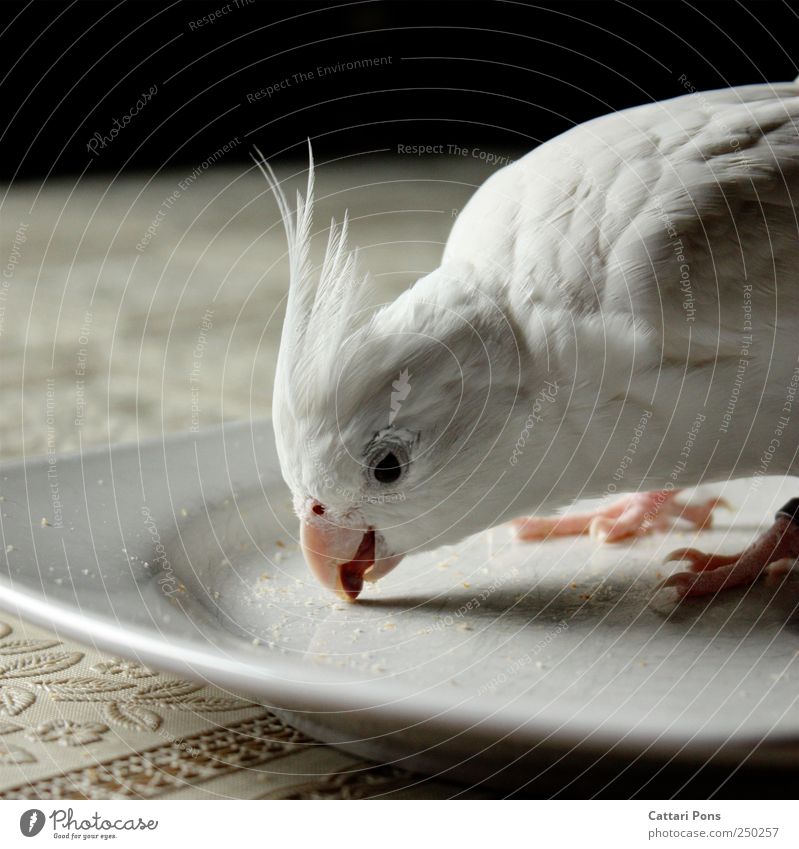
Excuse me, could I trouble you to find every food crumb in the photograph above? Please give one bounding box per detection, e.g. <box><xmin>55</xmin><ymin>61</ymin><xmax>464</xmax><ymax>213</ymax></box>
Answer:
<box><xmin>180</xmin><ymin>508</ymin><xmax>188</xmax><ymax>517</ymax></box>
<box><xmin>252</xmin><ymin>637</ymin><xmax>261</xmax><ymax>646</ymax></box>
<box><xmin>40</xmin><ymin>517</ymin><xmax>51</xmax><ymax>527</ymax></box>
<box><xmin>5</xmin><ymin>544</ymin><xmax>14</xmax><ymax>553</ymax></box>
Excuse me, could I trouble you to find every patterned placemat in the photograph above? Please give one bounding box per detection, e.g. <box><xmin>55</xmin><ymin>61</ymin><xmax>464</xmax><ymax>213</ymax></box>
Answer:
<box><xmin>0</xmin><ymin>611</ymin><xmax>483</xmax><ymax>799</ymax></box>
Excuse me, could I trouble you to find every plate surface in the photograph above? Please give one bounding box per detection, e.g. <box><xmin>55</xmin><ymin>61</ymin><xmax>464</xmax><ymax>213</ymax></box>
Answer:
<box><xmin>1</xmin><ymin>421</ymin><xmax>798</xmax><ymax>782</ymax></box>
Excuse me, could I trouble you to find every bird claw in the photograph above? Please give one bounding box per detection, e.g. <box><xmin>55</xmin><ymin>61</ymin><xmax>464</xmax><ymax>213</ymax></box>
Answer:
<box><xmin>656</xmin><ymin>503</ymin><xmax>799</xmax><ymax>598</ymax></box>
<box><xmin>663</xmin><ymin>546</ymin><xmax>741</xmax><ymax>573</ymax></box>
<box><xmin>765</xmin><ymin>557</ymin><xmax>797</xmax><ymax>582</ymax></box>
<box><xmin>663</xmin><ymin>547</ymin><xmax>707</xmax><ymax>567</ymax></box>
<box><xmin>516</xmin><ymin>491</ymin><xmax>731</xmax><ymax>544</ymax></box>
<box><xmin>656</xmin><ymin>571</ymin><xmax>695</xmax><ymax>594</ymax></box>
<box><xmin>589</xmin><ymin>516</ymin><xmax>611</xmax><ymax>542</ymax></box>
<box><xmin>588</xmin><ymin>514</ymin><xmax>659</xmax><ymax>542</ymax></box>
<box><xmin>672</xmin><ymin>496</ymin><xmax>733</xmax><ymax>531</ymax></box>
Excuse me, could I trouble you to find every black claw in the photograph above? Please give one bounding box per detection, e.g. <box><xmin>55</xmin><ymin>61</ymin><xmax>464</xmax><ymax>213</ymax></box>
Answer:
<box><xmin>775</xmin><ymin>497</ymin><xmax>799</xmax><ymax>524</ymax></box>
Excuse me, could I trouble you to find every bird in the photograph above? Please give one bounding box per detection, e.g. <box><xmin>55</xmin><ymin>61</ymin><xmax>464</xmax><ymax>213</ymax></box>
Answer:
<box><xmin>256</xmin><ymin>76</ymin><xmax>799</xmax><ymax>603</ymax></box>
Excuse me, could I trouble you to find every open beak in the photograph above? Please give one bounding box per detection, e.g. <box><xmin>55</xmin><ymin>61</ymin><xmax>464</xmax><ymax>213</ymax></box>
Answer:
<box><xmin>300</xmin><ymin>519</ymin><xmax>404</xmax><ymax>601</ymax></box>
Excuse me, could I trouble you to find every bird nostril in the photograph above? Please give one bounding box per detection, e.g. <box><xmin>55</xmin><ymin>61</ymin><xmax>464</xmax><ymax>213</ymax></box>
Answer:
<box><xmin>312</xmin><ymin>502</ymin><xmax>325</xmax><ymax>516</ymax></box>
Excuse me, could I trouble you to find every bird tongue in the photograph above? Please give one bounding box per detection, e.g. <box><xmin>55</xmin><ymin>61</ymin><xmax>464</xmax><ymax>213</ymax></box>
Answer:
<box><xmin>337</xmin><ymin>530</ymin><xmax>376</xmax><ymax>601</ymax></box>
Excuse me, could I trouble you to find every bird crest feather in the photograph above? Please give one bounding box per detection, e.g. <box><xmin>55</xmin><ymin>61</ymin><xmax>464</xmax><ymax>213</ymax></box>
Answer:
<box><xmin>253</xmin><ymin>143</ymin><xmax>373</xmax><ymax>409</ymax></box>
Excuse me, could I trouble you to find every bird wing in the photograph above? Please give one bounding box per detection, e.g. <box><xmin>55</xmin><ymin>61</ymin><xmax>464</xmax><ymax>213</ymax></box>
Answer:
<box><xmin>444</xmin><ymin>82</ymin><xmax>799</xmax><ymax>364</ymax></box>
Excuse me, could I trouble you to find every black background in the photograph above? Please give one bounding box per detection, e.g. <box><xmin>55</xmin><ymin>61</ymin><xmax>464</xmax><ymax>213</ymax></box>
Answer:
<box><xmin>1</xmin><ymin>0</ymin><xmax>797</xmax><ymax>183</ymax></box>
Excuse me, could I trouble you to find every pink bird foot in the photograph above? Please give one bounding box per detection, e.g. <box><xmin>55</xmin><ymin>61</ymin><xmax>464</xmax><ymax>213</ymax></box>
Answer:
<box><xmin>660</xmin><ymin>498</ymin><xmax>799</xmax><ymax>598</ymax></box>
<box><xmin>513</xmin><ymin>490</ymin><xmax>729</xmax><ymax>543</ymax></box>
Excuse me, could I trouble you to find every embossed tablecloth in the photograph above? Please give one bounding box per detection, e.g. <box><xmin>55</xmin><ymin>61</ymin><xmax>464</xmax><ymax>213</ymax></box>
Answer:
<box><xmin>0</xmin><ymin>161</ymin><xmax>490</xmax><ymax>799</ymax></box>
<box><xmin>0</xmin><ymin>612</ymin><xmax>482</xmax><ymax>799</ymax></box>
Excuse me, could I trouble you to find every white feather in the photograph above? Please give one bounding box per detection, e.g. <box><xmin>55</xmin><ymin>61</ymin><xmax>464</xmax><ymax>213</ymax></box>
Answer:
<box><xmin>263</xmin><ymin>80</ymin><xmax>799</xmax><ymax>561</ymax></box>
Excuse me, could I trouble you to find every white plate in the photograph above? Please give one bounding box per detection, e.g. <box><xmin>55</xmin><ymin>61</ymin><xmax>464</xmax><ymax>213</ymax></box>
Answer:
<box><xmin>1</xmin><ymin>421</ymin><xmax>798</xmax><ymax>784</ymax></box>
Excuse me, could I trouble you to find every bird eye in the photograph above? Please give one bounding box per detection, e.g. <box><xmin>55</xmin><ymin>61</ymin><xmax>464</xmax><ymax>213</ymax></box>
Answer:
<box><xmin>365</xmin><ymin>433</ymin><xmax>412</xmax><ymax>488</ymax></box>
<box><xmin>373</xmin><ymin>451</ymin><xmax>402</xmax><ymax>484</ymax></box>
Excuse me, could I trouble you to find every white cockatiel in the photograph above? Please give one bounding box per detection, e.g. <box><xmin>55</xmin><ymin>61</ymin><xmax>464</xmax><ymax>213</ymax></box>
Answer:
<box><xmin>258</xmin><ymin>78</ymin><xmax>799</xmax><ymax>602</ymax></box>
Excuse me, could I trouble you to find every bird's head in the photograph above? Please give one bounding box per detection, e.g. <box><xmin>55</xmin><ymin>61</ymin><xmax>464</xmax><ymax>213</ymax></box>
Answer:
<box><xmin>257</xmin><ymin>147</ymin><xmax>529</xmax><ymax>601</ymax></box>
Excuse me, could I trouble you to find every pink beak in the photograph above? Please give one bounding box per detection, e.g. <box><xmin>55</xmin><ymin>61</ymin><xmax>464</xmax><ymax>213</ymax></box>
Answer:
<box><xmin>300</xmin><ymin>519</ymin><xmax>404</xmax><ymax>601</ymax></box>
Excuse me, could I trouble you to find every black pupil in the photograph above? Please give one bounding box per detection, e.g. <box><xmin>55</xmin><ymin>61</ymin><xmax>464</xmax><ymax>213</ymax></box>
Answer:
<box><xmin>374</xmin><ymin>452</ymin><xmax>402</xmax><ymax>484</ymax></box>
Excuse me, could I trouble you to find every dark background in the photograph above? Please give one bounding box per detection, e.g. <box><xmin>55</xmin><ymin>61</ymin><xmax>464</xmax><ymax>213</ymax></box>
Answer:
<box><xmin>0</xmin><ymin>0</ymin><xmax>797</xmax><ymax>184</ymax></box>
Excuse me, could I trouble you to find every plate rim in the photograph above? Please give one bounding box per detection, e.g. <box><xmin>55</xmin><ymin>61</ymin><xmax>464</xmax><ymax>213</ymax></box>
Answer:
<box><xmin>1</xmin><ymin>423</ymin><xmax>796</xmax><ymax>765</ymax></box>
